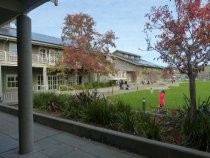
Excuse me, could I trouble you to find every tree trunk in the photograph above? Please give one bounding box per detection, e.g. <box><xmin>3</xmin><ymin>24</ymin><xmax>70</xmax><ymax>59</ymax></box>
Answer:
<box><xmin>189</xmin><ymin>74</ymin><xmax>197</xmax><ymax>121</ymax></box>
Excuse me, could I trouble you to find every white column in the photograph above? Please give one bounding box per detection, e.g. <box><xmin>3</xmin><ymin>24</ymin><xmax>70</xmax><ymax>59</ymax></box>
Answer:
<box><xmin>43</xmin><ymin>67</ymin><xmax>48</xmax><ymax>90</ymax></box>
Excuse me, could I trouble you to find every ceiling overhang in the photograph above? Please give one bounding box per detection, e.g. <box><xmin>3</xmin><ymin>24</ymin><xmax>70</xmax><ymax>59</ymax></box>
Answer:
<box><xmin>0</xmin><ymin>0</ymin><xmax>50</xmax><ymax>26</ymax></box>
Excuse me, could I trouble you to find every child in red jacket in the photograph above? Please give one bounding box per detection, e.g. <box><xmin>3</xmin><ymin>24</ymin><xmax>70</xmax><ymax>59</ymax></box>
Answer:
<box><xmin>159</xmin><ymin>90</ymin><xmax>165</xmax><ymax>107</ymax></box>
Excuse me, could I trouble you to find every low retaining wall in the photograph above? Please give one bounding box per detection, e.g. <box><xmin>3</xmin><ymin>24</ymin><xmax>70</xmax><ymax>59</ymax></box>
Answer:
<box><xmin>0</xmin><ymin>104</ymin><xmax>209</xmax><ymax>158</ymax></box>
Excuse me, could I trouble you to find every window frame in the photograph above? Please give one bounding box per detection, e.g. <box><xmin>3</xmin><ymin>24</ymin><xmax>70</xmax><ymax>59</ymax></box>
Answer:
<box><xmin>6</xmin><ymin>74</ymin><xmax>18</xmax><ymax>89</ymax></box>
<box><xmin>9</xmin><ymin>42</ymin><xmax>17</xmax><ymax>54</ymax></box>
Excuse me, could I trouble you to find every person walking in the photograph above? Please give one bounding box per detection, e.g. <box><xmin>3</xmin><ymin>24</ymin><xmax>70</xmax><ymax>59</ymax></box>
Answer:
<box><xmin>159</xmin><ymin>90</ymin><xmax>165</xmax><ymax>107</ymax></box>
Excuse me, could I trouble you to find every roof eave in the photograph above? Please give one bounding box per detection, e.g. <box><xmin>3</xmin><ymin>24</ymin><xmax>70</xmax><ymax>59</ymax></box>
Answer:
<box><xmin>0</xmin><ymin>0</ymin><xmax>50</xmax><ymax>26</ymax></box>
<box><xmin>0</xmin><ymin>34</ymin><xmax>63</xmax><ymax>49</ymax></box>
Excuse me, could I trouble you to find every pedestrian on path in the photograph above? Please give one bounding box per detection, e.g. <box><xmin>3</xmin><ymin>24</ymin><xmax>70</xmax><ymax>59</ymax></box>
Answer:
<box><xmin>150</xmin><ymin>87</ymin><xmax>153</xmax><ymax>93</ymax></box>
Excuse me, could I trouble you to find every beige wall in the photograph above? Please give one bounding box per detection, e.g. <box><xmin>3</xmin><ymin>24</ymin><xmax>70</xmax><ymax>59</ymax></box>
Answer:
<box><xmin>0</xmin><ymin>40</ymin><xmax>4</xmax><ymax>50</ymax></box>
<box><xmin>137</xmin><ymin>67</ymin><xmax>162</xmax><ymax>83</ymax></box>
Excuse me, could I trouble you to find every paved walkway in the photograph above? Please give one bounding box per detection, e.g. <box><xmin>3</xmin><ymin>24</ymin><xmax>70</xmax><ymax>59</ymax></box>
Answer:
<box><xmin>0</xmin><ymin>111</ymin><xmax>146</xmax><ymax>158</ymax></box>
<box><xmin>99</xmin><ymin>81</ymin><xmax>180</xmax><ymax>97</ymax></box>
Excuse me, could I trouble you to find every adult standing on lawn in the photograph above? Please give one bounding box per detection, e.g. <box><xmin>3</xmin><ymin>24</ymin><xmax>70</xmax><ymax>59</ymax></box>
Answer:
<box><xmin>159</xmin><ymin>90</ymin><xmax>165</xmax><ymax>107</ymax></box>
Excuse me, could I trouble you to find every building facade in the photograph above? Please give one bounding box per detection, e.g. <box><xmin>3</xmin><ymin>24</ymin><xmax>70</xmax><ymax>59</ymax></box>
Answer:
<box><xmin>0</xmin><ymin>26</ymin><xmax>63</xmax><ymax>102</ymax></box>
<box><xmin>0</xmin><ymin>27</ymin><xmax>165</xmax><ymax>103</ymax></box>
<box><xmin>110</xmin><ymin>50</ymin><xmax>163</xmax><ymax>84</ymax></box>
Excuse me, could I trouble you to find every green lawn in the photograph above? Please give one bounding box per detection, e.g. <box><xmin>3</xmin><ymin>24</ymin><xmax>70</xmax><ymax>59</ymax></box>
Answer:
<box><xmin>111</xmin><ymin>80</ymin><xmax>210</xmax><ymax>111</ymax></box>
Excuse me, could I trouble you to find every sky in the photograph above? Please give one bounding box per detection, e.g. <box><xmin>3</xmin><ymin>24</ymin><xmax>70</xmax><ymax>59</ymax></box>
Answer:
<box><xmin>28</xmin><ymin>0</ymin><xmax>173</xmax><ymax>67</ymax></box>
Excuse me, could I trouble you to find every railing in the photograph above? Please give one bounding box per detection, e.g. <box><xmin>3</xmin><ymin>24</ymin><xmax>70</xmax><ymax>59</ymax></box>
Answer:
<box><xmin>3</xmin><ymin>85</ymin><xmax>55</xmax><ymax>103</ymax></box>
<box><xmin>0</xmin><ymin>50</ymin><xmax>56</xmax><ymax>66</ymax></box>
<box><xmin>3</xmin><ymin>92</ymin><xmax>18</xmax><ymax>103</ymax></box>
<box><xmin>33</xmin><ymin>84</ymin><xmax>49</xmax><ymax>91</ymax></box>
<box><xmin>0</xmin><ymin>50</ymin><xmax>17</xmax><ymax>63</ymax></box>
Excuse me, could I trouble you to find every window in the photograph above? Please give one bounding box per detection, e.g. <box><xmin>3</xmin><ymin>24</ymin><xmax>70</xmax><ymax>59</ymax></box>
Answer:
<box><xmin>48</xmin><ymin>75</ymin><xmax>57</xmax><ymax>90</ymax></box>
<box><xmin>48</xmin><ymin>75</ymin><xmax>66</xmax><ymax>90</ymax></box>
<box><xmin>9</xmin><ymin>43</ymin><xmax>17</xmax><ymax>54</ymax></box>
<box><xmin>6</xmin><ymin>75</ymin><xmax>18</xmax><ymax>89</ymax></box>
<box><xmin>37</xmin><ymin>75</ymin><xmax>43</xmax><ymax>90</ymax></box>
<box><xmin>37</xmin><ymin>75</ymin><xmax>43</xmax><ymax>85</ymax></box>
<box><xmin>40</xmin><ymin>48</ymin><xmax>49</xmax><ymax>63</ymax></box>
<box><xmin>124</xmin><ymin>54</ymin><xmax>128</xmax><ymax>58</ymax></box>
<box><xmin>50</xmin><ymin>49</ymin><xmax>61</xmax><ymax>63</ymax></box>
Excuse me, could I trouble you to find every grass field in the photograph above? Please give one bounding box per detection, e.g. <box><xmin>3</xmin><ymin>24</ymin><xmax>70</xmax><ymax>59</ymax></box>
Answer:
<box><xmin>111</xmin><ymin>80</ymin><xmax>210</xmax><ymax>111</ymax></box>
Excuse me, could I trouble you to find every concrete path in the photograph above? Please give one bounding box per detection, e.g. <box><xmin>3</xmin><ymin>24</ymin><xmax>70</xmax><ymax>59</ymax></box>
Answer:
<box><xmin>98</xmin><ymin>81</ymin><xmax>180</xmax><ymax>97</ymax></box>
<box><xmin>0</xmin><ymin>111</ymin><xmax>146</xmax><ymax>158</ymax></box>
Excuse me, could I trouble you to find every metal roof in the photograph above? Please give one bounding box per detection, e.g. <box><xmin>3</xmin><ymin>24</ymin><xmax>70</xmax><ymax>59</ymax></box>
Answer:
<box><xmin>111</xmin><ymin>50</ymin><xmax>163</xmax><ymax>69</ymax></box>
<box><xmin>137</xmin><ymin>59</ymin><xmax>163</xmax><ymax>68</ymax></box>
<box><xmin>115</xmin><ymin>62</ymin><xmax>134</xmax><ymax>71</ymax></box>
<box><xmin>113</xmin><ymin>50</ymin><xmax>141</xmax><ymax>58</ymax></box>
<box><xmin>0</xmin><ymin>27</ymin><xmax>62</xmax><ymax>46</ymax></box>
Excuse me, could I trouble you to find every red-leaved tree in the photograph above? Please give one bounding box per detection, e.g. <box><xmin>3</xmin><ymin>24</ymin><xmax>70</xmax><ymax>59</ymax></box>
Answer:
<box><xmin>61</xmin><ymin>13</ymin><xmax>117</xmax><ymax>83</ymax></box>
<box><xmin>162</xmin><ymin>66</ymin><xmax>174</xmax><ymax>81</ymax></box>
<box><xmin>144</xmin><ymin>0</ymin><xmax>210</xmax><ymax>120</ymax></box>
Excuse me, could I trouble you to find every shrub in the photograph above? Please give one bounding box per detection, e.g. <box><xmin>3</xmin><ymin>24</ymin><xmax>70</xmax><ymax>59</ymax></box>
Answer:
<box><xmin>112</xmin><ymin>101</ymin><xmax>136</xmax><ymax>132</ymax></box>
<box><xmin>59</xmin><ymin>85</ymin><xmax>69</xmax><ymax>91</ymax></box>
<box><xmin>115</xmin><ymin>101</ymin><xmax>132</xmax><ymax>113</ymax></box>
<box><xmin>33</xmin><ymin>92</ymin><xmax>58</xmax><ymax>110</ymax></box>
<box><xmin>62</xmin><ymin>95</ymin><xmax>84</xmax><ymax>119</ymax></box>
<box><xmin>63</xmin><ymin>90</ymin><xmax>109</xmax><ymax>121</ymax></box>
<box><xmin>33</xmin><ymin>92</ymin><xmax>72</xmax><ymax>112</ymax></box>
<box><xmin>83</xmin><ymin>100</ymin><xmax>116</xmax><ymax>125</ymax></box>
<box><xmin>114</xmin><ymin>111</ymin><xmax>136</xmax><ymax>133</ymax></box>
<box><xmin>72</xmin><ymin>89</ymin><xmax>104</xmax><ymax>107</ymax></box>
<box><xmin>135</xmin><ymin>113</ymin><xmax>161</xmax><ymax>140</ymax></box>
<box><xmin>180</xmin><ymin>96</ymin><xmax>210</xmax><ymax>151</ymax></box>
<box><xmin>63</xmin><ymin>103</ymin><xmax>83</xmax><ymax>119</ymax></box>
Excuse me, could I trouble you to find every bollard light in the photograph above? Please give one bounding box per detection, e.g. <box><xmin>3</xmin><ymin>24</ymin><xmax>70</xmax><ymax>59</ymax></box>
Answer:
<box><xmin>142</xmin><ymin>97</ymin><xmax>146</xmax><ymax>113</ymax></box>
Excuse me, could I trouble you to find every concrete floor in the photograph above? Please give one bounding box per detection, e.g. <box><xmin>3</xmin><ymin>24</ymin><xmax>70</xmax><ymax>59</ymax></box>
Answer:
<box><xmin>0</xmin><ymin>111</ymin><xmax>147</xmax><ymax>158</ymax></box>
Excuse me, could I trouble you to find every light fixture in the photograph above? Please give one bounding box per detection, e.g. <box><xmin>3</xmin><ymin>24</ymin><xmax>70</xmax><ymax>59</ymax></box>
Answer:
<box><xmin>50</xmin><ymin>0</ymin><xmax>58</xmax><ymax>6</ymax></box>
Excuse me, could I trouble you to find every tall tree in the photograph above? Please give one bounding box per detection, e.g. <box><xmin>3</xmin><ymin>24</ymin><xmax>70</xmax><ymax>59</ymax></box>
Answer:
<box><xmin>162</xmin><ymin>66</ymin><xmax>175</xmax><ymax>81</ymax></box>
<box><xmin>61</xmin><ymin>13</ymin><xmax>117</xmax><ymax>83</ymax></box>
<box><xmin>144</xmin><ymin>0</ymin><xmax>210</xmax><ymax>120</ymax></box>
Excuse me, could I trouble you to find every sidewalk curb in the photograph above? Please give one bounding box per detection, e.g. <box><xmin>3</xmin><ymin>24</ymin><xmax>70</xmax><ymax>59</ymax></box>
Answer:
<box><xmin>0</xmin><ymin>104</ymin><xmax>209</xmax><ymax>158</ymax></box>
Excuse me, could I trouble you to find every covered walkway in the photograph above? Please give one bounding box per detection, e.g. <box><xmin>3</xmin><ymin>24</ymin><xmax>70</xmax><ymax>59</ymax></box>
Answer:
<box><xmin>0</xmin><ymin>111</ymin><xmax>145</xmax><ymax>158</ymax></box>
<box><xmin>0</xmin><ymin>0</ymin><xmax>58</xmax><ymax>154</ymax></box>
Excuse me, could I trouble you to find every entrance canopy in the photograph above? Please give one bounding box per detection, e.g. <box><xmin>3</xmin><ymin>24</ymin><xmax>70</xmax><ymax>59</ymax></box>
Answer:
<box><xmin>0</xmin><ymin>0</ymin><xmax>51</xmax><ymax>26</ymax></box>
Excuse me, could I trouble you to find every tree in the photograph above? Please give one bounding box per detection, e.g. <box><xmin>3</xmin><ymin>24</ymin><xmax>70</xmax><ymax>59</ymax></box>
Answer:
<box><xmin>61</xmin><ymin>13</ymin><xmax>117</xmax><ymax>83</ymax></box>
<box><xmin>144</xmin><ymin>0</ymin><xmax>210</xmax><ymax>120</ymax></box>
<box><xmin>162</xmin><ymin>66</ymin><xmax>174</xmax><ymax>81</ymax></box>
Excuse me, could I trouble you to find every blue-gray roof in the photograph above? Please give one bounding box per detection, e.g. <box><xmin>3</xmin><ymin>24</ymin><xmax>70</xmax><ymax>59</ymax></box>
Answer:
<box><xmin>137</xmin><ymin>59</ymin><xmax>163</xmax><ymax>68</ymax></box>
<box><xmin>113</xmin><ymin>50</ymin><xmax>141</xmax><ymax>59</ymax></box>
<box><xmin>112</xmin><ymin>50</ymin><xmax>163</xmax><ymax>69</ymax></box>
<box><xmin>0</xmin><ymin>27</ymin><xmax>62</xmax><ymax>46</ymax></box>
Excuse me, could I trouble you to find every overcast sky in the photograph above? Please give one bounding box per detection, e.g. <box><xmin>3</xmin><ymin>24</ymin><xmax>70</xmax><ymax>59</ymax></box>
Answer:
<box><xmin>28</xmin><ymin>0</ymin><xmax>173</xmax><ymax>66</ymax></box>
